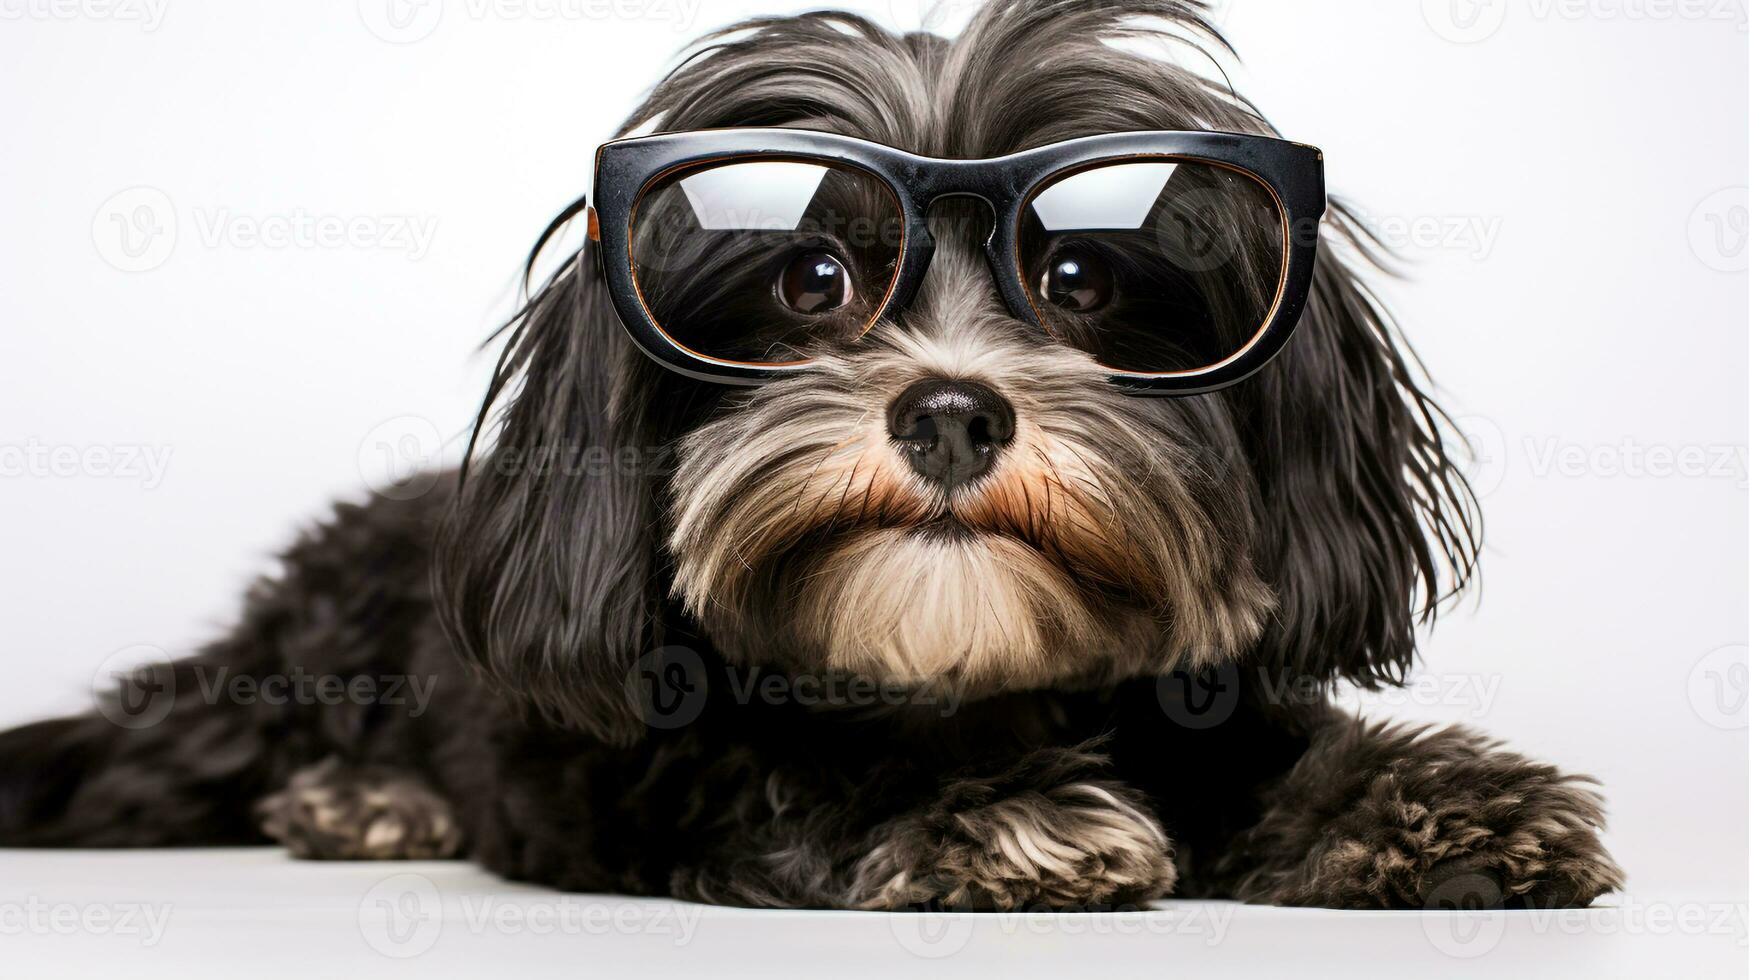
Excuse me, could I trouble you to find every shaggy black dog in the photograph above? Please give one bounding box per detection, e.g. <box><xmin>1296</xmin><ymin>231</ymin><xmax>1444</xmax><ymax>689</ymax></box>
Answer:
<box><xmin>0</xmin><ymin>0</ymin><xmax>1622</xmax><ymax>910</ymax></box>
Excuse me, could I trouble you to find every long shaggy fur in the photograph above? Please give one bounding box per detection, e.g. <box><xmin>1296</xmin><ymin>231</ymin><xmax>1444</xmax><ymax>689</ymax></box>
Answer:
<box><xmin>0</xmin><ymin>0</ymin><xmax>1615</xmax><ymax>913</ymax></box>
<box><xmin>670</xmin><ymin>306</ymin><xmax>1273</xmax><ymax>694</ymax></box>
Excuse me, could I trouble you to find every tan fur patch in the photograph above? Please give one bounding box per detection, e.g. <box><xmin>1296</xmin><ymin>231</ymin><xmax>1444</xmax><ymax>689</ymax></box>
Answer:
<box><xmin>851</xmin><ymin>780</ymin><xmax>1177</xmax><ymax>911</ymax></box>
<box><xmin>256</xmin><ymin>760</ymin><xmax>463</xmax><ymax>861</ymax></box>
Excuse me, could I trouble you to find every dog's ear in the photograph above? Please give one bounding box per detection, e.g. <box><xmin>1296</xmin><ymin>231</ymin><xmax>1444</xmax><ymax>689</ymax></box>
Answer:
<box><xmin>1247</xmin><ymin>205</ymin><xmax>1480</xmax><ymax>690</ymax></box>
<box><xmin>434</xmin><ymin>210</ymin><xmax>663</xmax><ymax>746</ymax></box>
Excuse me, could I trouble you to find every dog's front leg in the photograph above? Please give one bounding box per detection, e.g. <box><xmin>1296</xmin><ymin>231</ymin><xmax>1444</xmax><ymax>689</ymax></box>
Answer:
<box><xmin>1215</xmin><ymin>710</ymin><xmax>1624</xmax><ymax>909</ymax></box>
<box><xmin>845</xmin><ymin>743</ymin><xmax>1178</xmax><ymax>911</ymax></box>
<box><xmin>670</xmin><ymin>742</ymin><xmax>1177</xmax><ymax>911</ymax></box>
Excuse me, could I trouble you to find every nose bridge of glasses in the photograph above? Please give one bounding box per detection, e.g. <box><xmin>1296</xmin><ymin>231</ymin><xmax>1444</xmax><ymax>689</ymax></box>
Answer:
<box><xmin>907</xmin><ymin>157</ymin><xmax>1012</xmax><ymax>225</ymax></box>
<box><xmin>923</xmin><ymin>193</ymin><xmax>997</xmax><ymax>249</ymax></box>
<box><xmin>876</xmin><ymin>170</ymin><xmax>1025</xmax><ymax>328</ymax></box>
<box><xmin>880</xmin><ymin>194</ymin><xmax>1015</xmax><ymax>330</ymax></box>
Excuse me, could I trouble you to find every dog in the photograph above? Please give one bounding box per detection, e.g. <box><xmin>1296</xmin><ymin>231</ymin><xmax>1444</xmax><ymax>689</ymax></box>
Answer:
<box><xmin>0</xmin><ymin>0</ymin><xmax>1622</xmax><ymax>911</ymax></box>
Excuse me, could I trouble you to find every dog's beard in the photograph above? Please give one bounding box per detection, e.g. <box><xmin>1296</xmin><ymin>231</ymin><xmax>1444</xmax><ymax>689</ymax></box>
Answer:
<box><xmin>668</xmin><ymin>304</ymin><xmax>1274</xmax><ymax>695</ymax></box>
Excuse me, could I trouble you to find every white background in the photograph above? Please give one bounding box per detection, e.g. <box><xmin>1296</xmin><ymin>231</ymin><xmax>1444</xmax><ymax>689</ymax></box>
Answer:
<box><xmin>2</xmin><ymin>0</ymin><xmax>1745</xmax><ymax>914</ymax></box>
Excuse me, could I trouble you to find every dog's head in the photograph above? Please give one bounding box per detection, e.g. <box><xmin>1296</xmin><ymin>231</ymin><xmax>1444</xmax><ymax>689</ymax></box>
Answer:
<box><xmin>435</xmin><ymin>0</ymin><xmax>1479</xmax><ymax>744</ymax></box>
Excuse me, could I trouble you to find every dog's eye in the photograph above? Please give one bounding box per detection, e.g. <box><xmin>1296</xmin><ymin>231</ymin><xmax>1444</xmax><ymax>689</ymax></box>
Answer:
<box><xmin>1039</xmin><ymin>248</ymin><xmax>1114</xmax><ymax>313</ymax></box>
<box><xmin>777</xmin><ymin>250</ymin><xmax>854</xmax><ymax>315</ymax></box>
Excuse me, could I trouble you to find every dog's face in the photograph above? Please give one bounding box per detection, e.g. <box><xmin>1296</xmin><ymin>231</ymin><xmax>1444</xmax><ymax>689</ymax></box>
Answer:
<box><xmin>437</xmin><ymin>0</ymin><xmax>1478</xmax><ymax>742</ymax></box>
<box><xmin>666</xmin><ymin>226</ymin><xmax>1273</xmax><ymax>695</ymax></box>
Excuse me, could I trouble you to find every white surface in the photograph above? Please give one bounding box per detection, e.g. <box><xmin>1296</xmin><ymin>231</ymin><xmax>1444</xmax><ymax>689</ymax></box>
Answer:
<box><xmin>1</xmin><ymin>0</ymin><xmax>1747</xmax><ymax>969</ymax></box>
<box><xmin>0</xmin><ymin>850</ymin><xmax>1742</xmax><ymax>979</ymax></box>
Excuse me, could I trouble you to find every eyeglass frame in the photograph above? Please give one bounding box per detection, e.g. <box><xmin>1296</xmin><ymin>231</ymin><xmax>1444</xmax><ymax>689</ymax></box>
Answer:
<box><xmin>586</xmin><ymin>127</ymin><xmax>1326</xmax><ymax>395</ymax></box>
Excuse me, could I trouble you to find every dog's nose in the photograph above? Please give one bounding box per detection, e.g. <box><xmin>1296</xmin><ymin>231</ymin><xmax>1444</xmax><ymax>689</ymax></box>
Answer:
<box><xmin>887</xmin><ymin>379</ymin><xmax>1015</xmax><ymax>490</ymax></box>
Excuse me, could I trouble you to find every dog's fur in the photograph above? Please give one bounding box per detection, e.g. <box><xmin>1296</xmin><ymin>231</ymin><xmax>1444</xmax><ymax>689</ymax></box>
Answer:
<box><xmin>0</xmin><ymin>0</ymin><xmax>1622</xmax><ymax>910</ymax></box>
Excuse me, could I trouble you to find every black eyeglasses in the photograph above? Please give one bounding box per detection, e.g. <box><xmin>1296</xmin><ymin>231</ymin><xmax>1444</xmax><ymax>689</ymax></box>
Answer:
<box><xmin>586</xmin><ymin>128</ymin><xmax>1325</xmax><ymax>395</ymax></box>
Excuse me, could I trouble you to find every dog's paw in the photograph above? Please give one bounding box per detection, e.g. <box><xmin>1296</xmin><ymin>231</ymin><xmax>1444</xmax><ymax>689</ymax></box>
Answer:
<box><xmin>1417</xmin><ymin>827</ymin><xmax>1622</xmax><ymax>911</ymax></box>
<box><xmin>1302</xmin><ymin>763</ymin><xmax>1624</xmax><ymax>909</ymax></box>
<box><xmin>255</xmin><ymin>758</ymin><xmax>463</xmax><ymax>861</ymax></box>
<box><xmin>850</xmin><ymin>773</ymin><xmax>1176</xmax><ymax>911</ymax></box>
